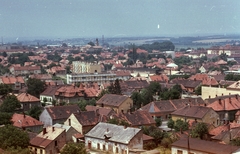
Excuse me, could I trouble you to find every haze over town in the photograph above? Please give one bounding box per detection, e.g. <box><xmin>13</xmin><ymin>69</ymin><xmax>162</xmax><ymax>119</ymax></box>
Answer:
<box><xmin>1</xmin><ymin>0</ymin><xmax>240</xmax><ymax>41</ymax></box>
<box><xmin>1</xmin><ymin>1</ymin><xmax>240</xmax><ymax>154</ymax></box>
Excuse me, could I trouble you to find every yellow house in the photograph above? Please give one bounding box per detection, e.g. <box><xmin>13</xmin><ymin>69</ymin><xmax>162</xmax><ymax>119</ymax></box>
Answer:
<box><xmin>202</xmin><ymin>81</ymin><xmax>240</xmax><ymax>100</ymax></box>
<box><xmin>96</xmin><ymin>94</ymin><xmax>133</xmax><ymax>114</ymax></box>
<box><xmin>171</xmin><ymin>106</ymin><xmax>220</xmax><ymax>127</ymax></box>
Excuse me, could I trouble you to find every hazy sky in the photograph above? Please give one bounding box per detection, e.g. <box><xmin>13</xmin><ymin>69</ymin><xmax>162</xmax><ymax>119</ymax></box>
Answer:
<box><xmin>0</xmin><ymin>0</ymin><xmax>240</xmax><ymax>40</ymax></box>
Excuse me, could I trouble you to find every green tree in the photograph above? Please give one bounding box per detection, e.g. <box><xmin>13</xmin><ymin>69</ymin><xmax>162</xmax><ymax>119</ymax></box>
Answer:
<box><xmin>140</xmin><ymin>88</ymin><xmax>153</xmax><ymax>106</ymax></box>
<box><xmin>0</xmin><ymin>112</ymin><xmax>13</xmax><ymax>125</ymax></box>
<box><xmin>61</xmin><ymin>142</ymin><xmax>87</xmax><ymax>154</ymax></box>
<box><xmin>230</xmin><ymin>138</ymin><xmax>240</xmax><ymax>146</ymax></box>
<box><xmin>108</xmin><ymin>79</ymin><xmax>122</xmax><ymax>95</ymax></box>
<box><xmin>191</xmin><ymin>122</ymin><xmax>208</xmax><ymax>139</ymax></box>
<box><xmin>167</xmin><ymin>118</ymin><xmax>175</xmax><ymax>130</ymax></box>
<box><xmin>131</xmin><ymin>92</ymin><xmax>143</xmax><ymax>109</ymax></box>
<box><xmin>0</xmin><ymin>95</ymin><xmax>21</xmax><ymax>113</ymax></box>
<box><xmin>0</xmin><ymin>125</ymin><xmax>29</xmax><ymax>149</ymax></box>
<box><xmin>147</xmin><ymin>82</ymin><xmax>162</xmax><ymax>96</ymax></box>
<box><xmin>97</xmin><ymin>89</ymin><xmax>109</xmax><ymax>100</ymax></box>
<box><xmin>4</xmin><ymin>146</ymin><xmax>30</xmax><ymax>154</ymax></box>
<box><xmin>114</xmin><ymin>79</ymin><xmax>122</xmax><ymax>95</ymax></box>
<box><xmin>2</xmin><ymin>51</ymin><xmax>7</xmax><ymax>57</ymax></box>
<box><xmin>174</xmin><ymin>119</ymin><xmax>188</xmax><ymax>132</ymax></box>
<box><xmin>195</xmin><ymin>85</ymin><xmax>202</xmax><ymax>95</ymax></box>
<box><xmin>27</xmin><ymin>78</ymin><xmax>47</xmax><ymax>98</ymax></box>
<box><xmin>26</xmin><ymin>106</ymin><xmax>42</xmax><ymax>120</ymax></box>
<box><xmin>87</xmin><ymin>41</ymin><xmax>95</xmax><ymax>46</ymax></box>
<box><xmin>155</xmin><ymin>117</ymin><xmax>162</xmax><ymax>127</ymax></box>
<box><xmin>0</xmin><ymin>83</ymin><xmax>12</xmax><ymax>96</ymax></box>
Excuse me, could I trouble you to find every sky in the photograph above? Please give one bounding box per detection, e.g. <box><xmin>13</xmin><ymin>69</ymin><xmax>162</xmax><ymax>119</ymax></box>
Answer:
<box><xmin>0</xmin><ymin>0</ymin><xmax>240</xmax><ymax>40</ymax></box>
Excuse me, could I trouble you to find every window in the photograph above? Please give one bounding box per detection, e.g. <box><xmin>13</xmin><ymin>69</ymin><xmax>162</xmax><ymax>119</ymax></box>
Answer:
<box><xmin>40</xmin><ymin>149</ymin><xmax>43</xmax><ymax>154</ymax></box>
<box><xmin>116</xmin><ymin>147</ymin><xmax>119</xmax><ymax>153</ymax></box>
<box><xmin>55</xmin><ymin>140</ymin><xmax>58</xmax><ymax>146</ymax></box>
<box><xmin>177</xmin><ymin>150</ymin><xmax>183</xmax><ymax>154</ymax></box>
<box><xmin>103</xmin><ymin>144</ymin><xmax>106</xmax><ymax>151</ymax></box>
<box><xmin>97</xmin><ymin>143</ymin><xmax>100</xmax><ymax>150</ymax></box>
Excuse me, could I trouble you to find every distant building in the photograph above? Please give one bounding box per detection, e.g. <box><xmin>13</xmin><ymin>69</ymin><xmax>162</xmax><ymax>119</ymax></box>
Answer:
<box><xmin>72</xmin><ymin>61</ymin><xmax>102</xmax><ymax>74</ymax></box>
<box><xmin>66</xmin><ymin>72</ymin><xmax>117</xmax><ymax>85</ymax></box>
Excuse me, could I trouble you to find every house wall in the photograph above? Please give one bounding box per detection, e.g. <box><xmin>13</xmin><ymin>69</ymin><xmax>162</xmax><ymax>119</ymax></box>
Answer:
<box><xmin>202</xmin><ymin>109</ymin><xmax>220</xmax><ymax>127</ymax></box>
<box><xmin>64</xmin><ymin>114</ymin><xmax>83</xmax><ymax>134</ymax></box>
<box><xmin>30</xmin><ymin>131</ymin><xmax>66</xmax><ymax>154</ymax></box>
<box><xmin>171</xmin><ymin>146</ymin><xmax>208</xmax><ymax>154</ymax></box>
<box><xmin>66</xmin><ymin>127</ymin><xmax>79</xmax><ymax>142</ymax></box>
<box><xmin>39</xmin><ymin>109</ymin><xmax>53</xmax><ymax>127</ymax></box>
<box><xmin>40</xmin><ymin>95</ymin><xmax>54</xmax><ymax>104</ymax></box>
<box><xmin>118</xmin><ymin>98</ymin><xmax>133</xmax><ymax>114</ymax></box>
<box><xmin>25</xmin><ymin>125</ymin><xmax>43</xmax><ymax>133</ymax></box>
<box><xmin>85</xmin><ymin>137</ymin><xmax>129</xmax><ymax>154</ymax></box>
<box><xmin>202</xmin><ymin>86</ymin><xmax>240</xmax><ymax>100</ymax></box>
<box><xmin>128</xmin><ymin>131</ymin><xmax>143</xmax><ymax>150</ymax></box>
<box><xmin>21</xmin><ymin>101</ymin><xmax>41</xmax><ymax>111</ymax></box>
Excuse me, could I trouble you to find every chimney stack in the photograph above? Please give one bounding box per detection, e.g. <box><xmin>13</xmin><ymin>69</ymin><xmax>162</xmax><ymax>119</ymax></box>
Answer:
<box><xmin>236</xmin><ymin>95</ymin><xmax>238</xmax><ymax>100</ymax></box>
<box><xmin>219</xmin><ymin>99</ymin><xmax>221</xmax><ymax>104</ymax></box>
<box><xmin>52</xmin><ymin>127</ymin><xmax>55</xmax><ymax>132</ymax></box>
<box><xmin>43</xmin><ymin>128</ymin><xmax>47</xmax><ymax>135</ymax></box>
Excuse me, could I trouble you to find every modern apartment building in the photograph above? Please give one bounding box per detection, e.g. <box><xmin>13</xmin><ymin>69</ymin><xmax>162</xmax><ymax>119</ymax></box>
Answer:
<box><xmin>66</xmin><ymin>72</ymin><xmax>117</xmax><ymax>85</ymax></box>
<box><xmin>72</xmin><ymin>61</ymin><xmax>102</xmax><ymax>74</ymax></box>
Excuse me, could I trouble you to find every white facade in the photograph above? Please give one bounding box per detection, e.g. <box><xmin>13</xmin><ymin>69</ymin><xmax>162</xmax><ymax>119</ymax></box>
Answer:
<box><xmin>72</xmin><ymin>61</ymin><xmax>91</xmax><ymax>73</ymax></box>
<box><xmin>66</xmin><ymin>72</ymin><xmax>117</xmax><ymax>85</ymax></box>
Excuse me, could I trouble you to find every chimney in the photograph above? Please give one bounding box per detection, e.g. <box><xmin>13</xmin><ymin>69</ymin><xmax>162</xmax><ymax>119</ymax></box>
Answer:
<box><xmin>43</xmin><ymin>128</ymin><xmax>47</xmax><ymax>135</ymax></box>
<box><xmin>229</xmin><ymin>97</ymin><xmax>232</xmax><ymax>103</ymax></box>
<box><xmin>96</xmin><ymin>109</ymin><xmax>100</xmax><ymax>116</ymax></box>
<box><xmin>236</xmin><ymin>95</ymin><xmax>238</xmax><ymax>100</ymax></box>
<box><xmin>23</xmin><ymin>112</ymin><xmax>26</xmax><ymax>118</ymax></box>
<box><xmin>219</xmin><ymin>99</ymin><xmax>221</xmax><ymax>104</ymax></box>
<box><xmin>209</xmin><ymin>95</ymin><xmax>211</xmax><ymax>99</ymax></box>
<box><xmin>124</xmin><ymin>125</ymin><xmax>127</xmax><ymax>129</ymax></box>
<box><xmin>222</xmin><ymin>93</ymin><xmax>224</xmax><ymax>96</ymax></box>
<box><xmin>52</xmin><ymin>127</ymin><xmax>55</xmax><ymax>132</ymax></box>
<box><xmin>215</xmin><ymin>94</ymin><xmax>217</xmax><ymax>97</ymax></box>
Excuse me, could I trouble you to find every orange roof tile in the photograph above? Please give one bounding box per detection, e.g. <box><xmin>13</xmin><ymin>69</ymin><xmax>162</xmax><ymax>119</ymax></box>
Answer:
<box><xmin>12</xmin><ymin>113</ymin><xmax>43</xmax><ymax>128</ymax></box>
<box><xmin>17</xmin><ymin>93</ymin><xmax>40</xmax><ymax>102</ymax></box>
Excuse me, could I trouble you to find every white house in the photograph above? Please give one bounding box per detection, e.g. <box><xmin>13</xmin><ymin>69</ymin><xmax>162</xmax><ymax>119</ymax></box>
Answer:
<box><xmin>85</xmin><ymin>122</ymin><xmax>143</xmax><ymax>154</ymax></box>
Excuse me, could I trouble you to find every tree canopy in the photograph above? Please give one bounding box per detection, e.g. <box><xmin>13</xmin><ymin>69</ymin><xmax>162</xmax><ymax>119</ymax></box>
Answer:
<box><xmin>108</xmin><ymin>79</ymin><xmax>122</xmax><ymax>95</ymax></box>
<box><xmin>0</xmin><ymin>112</ymin><xmax>13</xmax><ymax>125</ymax></box>
<box><xmin>174</xmin><ymin>119</ymin><xmax>189</xmax><ymax>132</ymax></box>
<box><xmin>0</xmin><ymin>83</ymin><xmax>12</xmax><ymax>96</ymax></box>
<box><xmin>138</xmin><ymin>41</ymin><xmax>175</xmax><ymax>52</ymax></box>
<box><xmin>0</xmin><ymin>95</ymin><xmax>21</xmax><ymax>113</ymax></box>
<box><xmin>61</xmin><ymin>142</ymin><xmax>87</xmax><ymax>154</ymax></box>
<box><xmin>0</xmin><ymin>125</ymin><xmax>30</xmax><ymax>150</ymax></box>
<box><xmin>27</xmin><ymin>78</ymin><xmax>47</xmax><ymax>98</ymax></box>
<box><xmin>191</xmin><ymin>122</ymin><xmax>208</xmax><ymax>139</ymax></box>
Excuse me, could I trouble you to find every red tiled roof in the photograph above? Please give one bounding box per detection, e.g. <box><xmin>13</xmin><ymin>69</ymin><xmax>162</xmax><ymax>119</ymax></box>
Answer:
<box><xmin>30</xmin><ymin>136</ymin><xmax>52</xmax><ymax>148</ymax></box>
<box><xmin>96</xmin><ymin>94</ymin><xmax>129</xmax><ymax>107</ymax></box>
<box><xmin>1</xmin><ymin>76</ymin><xmax>25</xmax><ymax>84</ymax></box>
<box><xmin>17</xmin><ymin>93</ymin><xmax>40</xmax><ymax>102</ymax></box>
<box><xmin>13</xmin><ymin>66</ymin><xmax>41</xmax><ymax>71</ymax></box>
<box><xmin>207</xmin><ymin>95</ymin><xmax>240</xmax><ymax>111</ymax></box>
<box><xmin>12</xmin><ymin>113</ymin><xmax>43</xmax><ymax>128</ymax></box>
<box><xmin>46</xmin><ymin>105</ymin><xmax>80</xmax><ymax>120</ymax></box>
